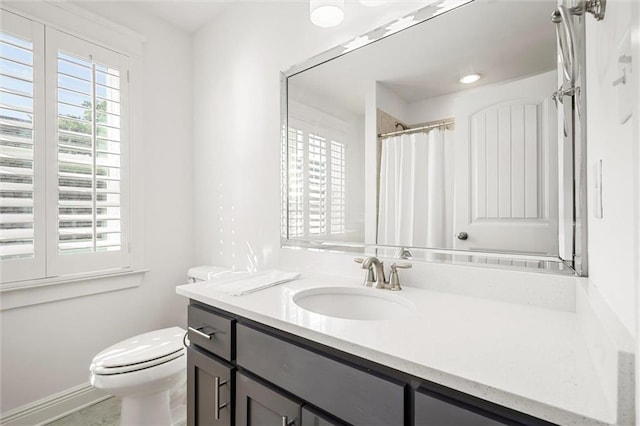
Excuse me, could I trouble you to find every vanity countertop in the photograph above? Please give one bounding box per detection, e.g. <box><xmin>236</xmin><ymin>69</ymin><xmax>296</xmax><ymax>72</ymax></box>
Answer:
<box><xmin>176</xmin><ymin>273</ymin><xmax>614</xmax><ymax>426</ymax></box>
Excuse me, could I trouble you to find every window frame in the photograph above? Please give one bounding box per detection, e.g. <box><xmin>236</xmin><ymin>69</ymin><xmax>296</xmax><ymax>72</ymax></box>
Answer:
<box><xmin>0</xmin><ymin>4</ymin><xmax>146</xmax><ymax>309</ymax></box>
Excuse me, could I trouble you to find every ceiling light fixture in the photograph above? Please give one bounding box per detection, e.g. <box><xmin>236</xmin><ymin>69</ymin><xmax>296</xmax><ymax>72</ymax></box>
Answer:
<box><xmin>310</xmin><ymin>0</ymin><xmax>345</xmax><ymax>28</ymax></box>
<box><xmin>459</xmin><ymin>73</ymin><xmax>481</xmax><ymax>84</ymax></box>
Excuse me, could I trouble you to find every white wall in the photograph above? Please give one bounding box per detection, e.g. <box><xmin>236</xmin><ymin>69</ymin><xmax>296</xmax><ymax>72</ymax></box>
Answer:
<box><xmin>193</xmin><ymin>2</ymin><xmax>428</xmax><ymax>270</ymax></box>
<box><xmin>191</xmin><ymin>0</ymin><xmax>637</xmax><ymax>344</ymax></box>
<box><xmin>0</xmin><ymin>3</ymin><xmax>194</xmax><ymax>414</ymax></box>
<box><xmin>585</xmin><ymin>0</ymin><xmax>638</xmax><ymax>336</ymax></box>
<box><xmin>376</xmin><ymin>82</ymin><xmax>411</xmax><ymax>123</ymax></box>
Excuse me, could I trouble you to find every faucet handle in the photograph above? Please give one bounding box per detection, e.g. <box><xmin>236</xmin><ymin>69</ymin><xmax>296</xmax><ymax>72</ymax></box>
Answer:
<box><xmin>354</xmin><ymin>257</ymin><xmax>364</xmax><ymax>264</ymax></box>
<box><xmin>388</xmin><ymin>263</ymin><xmax>411</xmax><ymax>291</ymax></box>
<box><xmin>390</xmin><ymin>262</ymin><xmax>412</xmax><ymax>270</ymax></box>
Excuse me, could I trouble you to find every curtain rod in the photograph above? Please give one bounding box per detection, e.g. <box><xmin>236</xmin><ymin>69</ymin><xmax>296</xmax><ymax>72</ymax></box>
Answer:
<box><xmin>378</xmin><ymin>120</ymin><xmax>455</xmax><ymax>138</ymax></box>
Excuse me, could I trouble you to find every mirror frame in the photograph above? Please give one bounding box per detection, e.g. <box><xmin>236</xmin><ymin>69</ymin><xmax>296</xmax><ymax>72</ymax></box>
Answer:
<box><xmin>280</xmin><ymin>0</ymin><xmax>588</xmax><ymax>276</ymax></box>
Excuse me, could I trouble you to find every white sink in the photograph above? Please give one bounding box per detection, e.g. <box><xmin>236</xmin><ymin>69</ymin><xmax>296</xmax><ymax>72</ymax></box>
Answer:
<box><xmin>292</xmin><ymin>287</ymin><xmax>415</xmax><ymax>320</ymax></box>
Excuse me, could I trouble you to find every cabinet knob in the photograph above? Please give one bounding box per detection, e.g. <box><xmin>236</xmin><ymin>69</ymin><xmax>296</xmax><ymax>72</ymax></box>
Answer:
<box><xmin>456</xmin><ymin>232</ymin><xmax>469</xmax><ymax>240</ymax></box>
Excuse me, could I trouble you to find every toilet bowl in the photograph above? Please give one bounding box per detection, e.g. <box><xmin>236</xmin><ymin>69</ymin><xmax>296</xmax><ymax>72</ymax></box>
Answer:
<box><xmin>90</xmin><ymin>326</ymin><xmax>187</xmax><ymax>426</ymax></box>
<box><xmin>89</xmin><ymin>266</ymin><xmax>227</xmax><ymax>426</ymax></box>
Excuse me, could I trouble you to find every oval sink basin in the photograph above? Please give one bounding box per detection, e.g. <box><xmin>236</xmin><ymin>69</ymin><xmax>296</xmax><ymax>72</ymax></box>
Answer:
<box><xmin>292</xmin><ymin>287</ymin><xmax>415</xmax><ymax>320</ymax></box>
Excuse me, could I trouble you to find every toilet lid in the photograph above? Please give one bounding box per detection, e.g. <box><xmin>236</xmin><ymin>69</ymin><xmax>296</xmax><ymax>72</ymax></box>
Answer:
<box><xmin>91</xmin><ymin>327</ymin><xmax>185</xmax><ymax>374</ymax></box>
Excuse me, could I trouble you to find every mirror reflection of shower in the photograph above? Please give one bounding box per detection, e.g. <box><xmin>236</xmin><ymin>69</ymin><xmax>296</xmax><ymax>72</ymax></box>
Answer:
<box><xmin>376</xmin><ymin>116</ymin><xmax>455</xmax><ymax>250</ymax></box>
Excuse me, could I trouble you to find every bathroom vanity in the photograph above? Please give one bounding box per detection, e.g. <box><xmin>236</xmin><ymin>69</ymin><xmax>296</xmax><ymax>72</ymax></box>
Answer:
<box><xmin>178</xmin><ymin>274</ymin><xmax>617</xmax><ymax>426</ymax></box>
<box><xmin>186</xmin><ymin>300</ymin><xmax>551</xmax><ymax>426</ymax></box>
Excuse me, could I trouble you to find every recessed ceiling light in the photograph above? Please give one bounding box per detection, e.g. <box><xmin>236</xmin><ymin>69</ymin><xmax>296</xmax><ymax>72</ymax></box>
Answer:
<box><xmin>310</xmin><ymin>0</ymin><xmax>345</xmax><ymax>28</ymax></box>
<box><xmin>459</xmin><ymin>73</ymin><xmax>481</xmax><ymax>84</ymax></box>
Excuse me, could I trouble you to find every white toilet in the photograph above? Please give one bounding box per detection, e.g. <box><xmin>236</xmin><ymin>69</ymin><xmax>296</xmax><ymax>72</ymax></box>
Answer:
<box><xmin>89</xmin><ymin>266</ymin><xmax>225</xmax><ymax>426</ymax></box>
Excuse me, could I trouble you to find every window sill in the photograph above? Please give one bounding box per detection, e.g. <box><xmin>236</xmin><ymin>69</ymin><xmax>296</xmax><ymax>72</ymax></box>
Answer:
<box><xmin>0</xmin><ymin>269</ymin><xmax>148</xmax><ymax>311</ymax></box>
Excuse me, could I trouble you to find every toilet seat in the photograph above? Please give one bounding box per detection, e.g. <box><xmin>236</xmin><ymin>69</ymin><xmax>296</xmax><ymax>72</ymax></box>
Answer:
<box><xmin>92</xmin><ymin>348</ymin><xmax>184</xmax><ymax>375</ymax></box>
<box><xmin>91</xmin><ymin>327</ymin><xmax>185</xmax><ymax>376</ymax></box>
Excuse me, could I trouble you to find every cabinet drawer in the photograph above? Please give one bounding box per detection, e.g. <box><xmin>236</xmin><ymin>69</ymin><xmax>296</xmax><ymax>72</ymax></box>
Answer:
<box><xmin>415</xmin><ymin>388</ymin><xmax>511</xmax><ymax>426</ymax></box>
<box><xmin>237</xmin><ymin>324</ymin><xmax>405</xmax><ymax>426</ymax></box>
<box><xmin>188</xmin><ymin>305</ymin><xmax>235</xmax><ymax>361</ymax></box>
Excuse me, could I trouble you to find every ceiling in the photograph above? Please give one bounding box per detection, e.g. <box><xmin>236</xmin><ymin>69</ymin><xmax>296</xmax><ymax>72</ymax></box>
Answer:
<box><xmin>105</xmin><ymin>0</ymin><xmax>436</xmax><ymax>34</ymax></box>
<box><xmin>288</xmin><ymin>0</ymin><xmax>558</xmax><ymax>114</ymax></box>
<box><xmin>125</xmin><ymin>1</ymin><xmax>234</xmax><ymax>33</ymax></box>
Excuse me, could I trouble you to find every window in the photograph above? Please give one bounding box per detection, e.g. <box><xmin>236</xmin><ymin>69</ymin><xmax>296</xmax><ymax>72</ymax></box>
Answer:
<box><xmin>1</xmin><ymin>11</ymin><xmax>131</xmax><ymax>284</ymax></box>
<box><xmin>285</xmin><ymin>115</ymin><xmax>346</xmax><ymax>239</ymax></box>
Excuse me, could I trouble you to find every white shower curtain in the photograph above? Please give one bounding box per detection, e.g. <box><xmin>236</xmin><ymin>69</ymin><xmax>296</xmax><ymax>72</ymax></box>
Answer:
<box><xmin>377</xmin><ymin>128</ymin><xmax>454</xmax><ymax>248</ymax></box>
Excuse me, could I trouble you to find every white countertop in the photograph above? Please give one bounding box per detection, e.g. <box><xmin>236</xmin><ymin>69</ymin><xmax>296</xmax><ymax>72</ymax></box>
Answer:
<box><xmin>177</xmin><ymin>273</ymin><xmax>615</xmax><ymax>426</ymax></box>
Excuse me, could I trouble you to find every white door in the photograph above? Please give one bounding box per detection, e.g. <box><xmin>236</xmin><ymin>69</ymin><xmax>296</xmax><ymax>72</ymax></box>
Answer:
<box><xmin>453</xmin><ymin>72</ymin><xmax>558</xmax><ymax>255</ymax></box>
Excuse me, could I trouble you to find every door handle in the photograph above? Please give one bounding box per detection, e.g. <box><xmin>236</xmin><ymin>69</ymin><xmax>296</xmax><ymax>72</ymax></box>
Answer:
<box><xmin>457</xmin><ymin>232</ymin><xmax>468</xmax><ymax>240</ymax></box>
<box><xmin>188</xmin><ymin>326</ymin><xmax>219</xmax><ymax>340</ymax></box>
<box><xmin>214</xmin><ymin>376</ymin><xmax>228</xmax><ymax>420</ymax></box>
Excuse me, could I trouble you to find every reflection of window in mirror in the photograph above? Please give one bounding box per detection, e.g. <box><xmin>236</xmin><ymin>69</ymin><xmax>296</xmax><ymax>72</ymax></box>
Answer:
<box><xmin>287</xmin><ymin>100</ymin><xmax>353</xmax><ymax>241</ymax></box>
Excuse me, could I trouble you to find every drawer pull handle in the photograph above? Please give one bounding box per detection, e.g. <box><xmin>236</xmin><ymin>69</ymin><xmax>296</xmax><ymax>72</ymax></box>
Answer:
<box><xmin>214</xmin><ymin>376</ymin><xmax>228</xmax><ymax>420</ymax></box>
<box><xmin>188</xmin><ymin>326</ymin><xmax>218</xmax><ymax>340</ymax></box>
<box><xmin>282</xmin><ymin>416</ymin><xmax>295</xmax><ymax>426</ymax></box>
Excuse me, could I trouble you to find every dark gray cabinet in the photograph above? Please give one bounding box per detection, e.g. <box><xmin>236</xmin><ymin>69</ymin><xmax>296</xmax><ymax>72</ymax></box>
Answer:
<box><xmin>415</xmin><ymin>388</ymin><xmax>510</xmax><ymax>426</ymax></box>
<box><xmin>300</xmin><ymin>406</ymin><xmax>345</xmax><ymax>426</ymax></box>
<box><xmin>187</xmin><ymin>346</ymin><xmax>234</xmax><ymax>426</ymax></box>
<box><xmin>236</xmin><ymin>372</ymin><xmax>300</xmax><ymax>426</ymax></box>
<box><xmin>237</xmin><ymin>324</ymin><xmax>404</xmax><ymax>426</ymax></box>
<box><xmin>187</xmin><ymin>301</ymin><xmax>554</xmax><ymax>426</ymax></box>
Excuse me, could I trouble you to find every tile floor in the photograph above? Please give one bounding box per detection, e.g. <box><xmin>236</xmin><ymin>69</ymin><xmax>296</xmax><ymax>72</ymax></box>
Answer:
<box><xmin>45</xmin><ymin>397</ymin><xmax>186</xmax><ymax>426</ymax></box>
<box><xmin>46</xmin><ymin>397</ymin><xmax>121</xmax><ymax>426</ymax></box>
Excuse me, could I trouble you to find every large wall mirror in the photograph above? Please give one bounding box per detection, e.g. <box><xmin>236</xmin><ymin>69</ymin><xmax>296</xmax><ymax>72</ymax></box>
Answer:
<box><xmin>281</xmin><ymin>0</ymin><xmax>588</xmax><ymax>275</ymax></box>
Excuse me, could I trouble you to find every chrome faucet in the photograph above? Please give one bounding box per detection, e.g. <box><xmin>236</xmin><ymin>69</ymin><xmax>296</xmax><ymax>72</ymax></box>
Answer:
<box><xmin>354</xmin><ymin>257</ymin><xmax>411</xmax><ymax>291</ymax></box>
<box><xmin>361</xmin><ymin>256</ymin><xmax>386</xmax><ymax>289</ymax></box>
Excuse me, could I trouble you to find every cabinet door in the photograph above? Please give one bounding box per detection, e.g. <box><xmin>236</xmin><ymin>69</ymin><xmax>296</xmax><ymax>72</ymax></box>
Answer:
<box><xmin>236</xmin><ymin>372</ymin><xmax>301</xmax><ymax>426</ymax></box>
<box><xmin>300</xmin><ymin>406</ymin><xmax>345</xmax><ymax>426</ymax></box>
<box><xmin>415</xmin><ymin>388</ymin><xmax>513</xmax><ymax>426</ymax></box>
<box><xmin>187</xmin><ymin>346</ymin><xmax>234</xmax><ymax>426</ymax></box>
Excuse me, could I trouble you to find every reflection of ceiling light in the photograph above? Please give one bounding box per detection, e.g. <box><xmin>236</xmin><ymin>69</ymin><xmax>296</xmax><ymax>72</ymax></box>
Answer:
<box><xmin>343</xmin><ymin>36</ymin><xmax>371</xmax><ymax>52</ymax></box>
<box><xmin>359</xmin><ymin>0</ymin><xmax>388</xmax><ymax>6</ymax></box>
<box><xmin>310</xmin><ymin>0</ymin><xmax>345</xmax><ymax>28</ymax></box>
<box><xmin>459</xmin><ymin>73</ymin><xmax>481</xmax><ymax>84</ymax></box>
<box><xmin>383</xmin><ymin>15</ymin><xmax>416</xmax><ymax>36</ymax></box>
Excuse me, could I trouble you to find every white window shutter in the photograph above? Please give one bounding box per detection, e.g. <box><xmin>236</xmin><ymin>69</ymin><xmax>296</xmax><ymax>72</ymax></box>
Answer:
<box><xmin>45</xmin><ymin>28</ymin><xmax>130</xmax><ymax>276</ymax></box>
<box><xmin>0</xmin><ymin>11</ymin><xmax>46</xmax><ymax>282</ymax></box>
<box><xmin>286</xmin><ymin>116</ymin><xmax>347</xmax><ymax>240</ymax></box>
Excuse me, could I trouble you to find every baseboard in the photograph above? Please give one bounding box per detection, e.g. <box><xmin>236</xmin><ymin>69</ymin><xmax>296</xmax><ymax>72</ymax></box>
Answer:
<box><xmin>0</xmin><ymin>383</ymin><xmax>110</xmax><ymax>426</ymax></box>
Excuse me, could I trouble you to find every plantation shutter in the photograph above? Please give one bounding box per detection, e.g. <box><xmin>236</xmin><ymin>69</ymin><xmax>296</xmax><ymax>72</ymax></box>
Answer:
<box><xmin>0</xmin><ymin>11</ymin><xmax>46</xmax><ymax>282</ymax></box>
<box><xmin>46</xmin><ymin>28</ymin><xmax>130</xmax><ymax>276</ymax></box>
<box><xmin>287</xmin><ymin>127</ymin><xmax>305</xmax><ymax>238</ymax></box>
<box><xmin>307</xmin><ymin>133</ymin><xmax>327</xmax><ymax>236</ymax></box>
<box><xmin>286</xmin><ymin>115</ymin><xmax>347</xmax><ymax>240</ymax></box>
<box><xmin>329</xmin><ymin>140</ymin><xmax>345</xmax><ymax>234</ymax></box>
